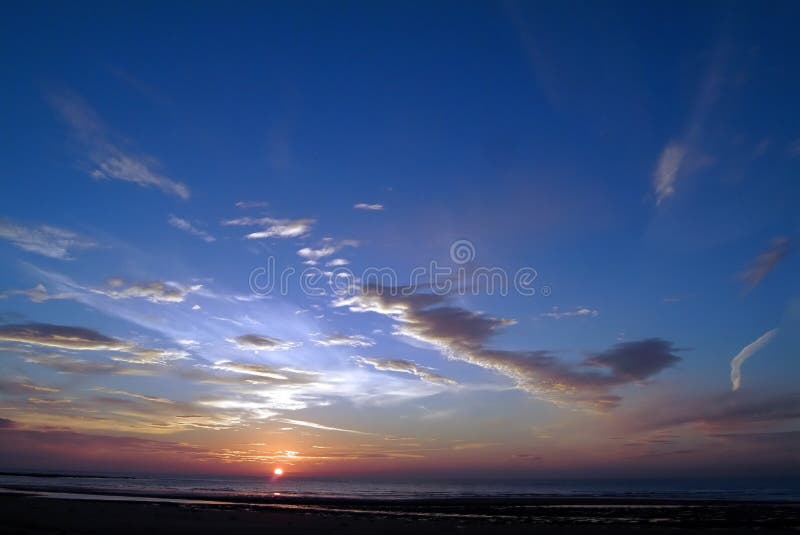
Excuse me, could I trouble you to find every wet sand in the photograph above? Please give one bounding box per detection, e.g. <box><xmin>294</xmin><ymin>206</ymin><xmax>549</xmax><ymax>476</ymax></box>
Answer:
<box><xmin>1</xmin><ymin>492</ymin><xmax>798</xmax><ymax>534</ymax></box>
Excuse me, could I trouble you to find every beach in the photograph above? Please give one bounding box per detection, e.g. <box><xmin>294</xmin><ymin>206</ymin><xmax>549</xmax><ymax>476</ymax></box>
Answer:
<box><xmin>2</xmin><ymin>491</ymin><xmax>799</xmax><ymax>534</ymax></box>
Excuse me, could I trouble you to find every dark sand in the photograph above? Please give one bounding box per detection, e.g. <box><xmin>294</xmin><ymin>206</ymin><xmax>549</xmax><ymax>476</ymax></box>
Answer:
<box><xmin>1</xmin><ymin>492</ymin><xmax>798</xmax><ymax>534</ymax></box>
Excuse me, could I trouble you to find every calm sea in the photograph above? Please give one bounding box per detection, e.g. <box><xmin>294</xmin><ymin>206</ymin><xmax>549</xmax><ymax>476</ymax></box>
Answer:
<box><xmin>1</xmin><ymin>473</ymin><xmax>798</xmax><ymax>502</ymax></box>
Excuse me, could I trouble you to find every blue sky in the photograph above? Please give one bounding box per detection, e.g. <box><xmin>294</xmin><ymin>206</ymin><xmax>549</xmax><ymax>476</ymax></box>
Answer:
<box><xmin>0</xmin><ymin>2</ymin><xmax>798</xmax><ymax>477</ymax></box>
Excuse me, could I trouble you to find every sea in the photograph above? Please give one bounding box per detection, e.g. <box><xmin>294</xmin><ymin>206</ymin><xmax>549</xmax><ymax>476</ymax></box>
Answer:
<box><xmin>1</xmin><ymin>472</ymin><xmax>798</xmax><ymax>503</ymax></box>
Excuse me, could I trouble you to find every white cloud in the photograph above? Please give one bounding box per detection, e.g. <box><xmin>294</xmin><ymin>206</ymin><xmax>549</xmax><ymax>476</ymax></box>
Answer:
<box><xmin>0</xmin><ymin>219</ymin><xmax>96</xmax><ymax>260</ymax></box>
<box><xmin>235</xmin><ymin>200</ymin><xmax>269</xmax><ymax>209</ymax></box>
<box><xmin>354</xmin><ymin>203</ymin><xmax>384</xmax><ymax>211</ymax></box>
<box><xmin>222</xmin><ymin>216</ymin><xmax>314</xmax><ymax>239</ymax></box>
<box><xmin>355</xmin><ymin>356</ymin><xmax>456</xmax><ymax>385</ymax></box>
<box><xmin>168</xmin><ymin>215</ymin><xmax>215</xmax><ymax>243</ymax></box>
<box><xmin>326</xmin><ymin>258</ymin><xmax>350</xmax><ymax>267</ymax></box>
<box><xmin>652</xmin><ymin>142</ymin><xmax>686</xmax><ymax>205</ymax></box>
<box><xmin>313</xmin><ymin>333</ymin><xmax>375</xmax><ymax>348</ymax></box>
<box><xmin>540</xmin><ymin>306</ymin><xmax>599</xmax><ymax>319</ymax></box>
<box><xmin>297</xmin><ymin>239</ymin><xmax>359</xmax><ymax>264</ymax></box>
<box><xmin>730</xmin><ymin>328</ymin><xmax>778</xmax><ymax>391</ymax></box>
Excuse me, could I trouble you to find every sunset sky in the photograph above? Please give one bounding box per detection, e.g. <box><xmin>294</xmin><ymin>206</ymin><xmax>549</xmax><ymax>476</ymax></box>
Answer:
<box><xmin>1</xmin><ymin>2</ymin><xmax>799</xmax><ymax>479</ymax></box>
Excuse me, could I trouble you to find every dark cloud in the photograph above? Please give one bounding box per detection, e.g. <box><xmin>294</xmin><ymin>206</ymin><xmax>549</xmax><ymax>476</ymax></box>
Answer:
<box><xmin>635</xmin><ymin>391</ymin><xmax>800</xmax><ymax>432</ymax></box>
<box><xmin>585</xmin><ymin>339</ymin><xmax>681</xmax><ymax>382</ymax></box>
<box><xmin>0</xmin><ymin>323</ymin><xmax>131</xmax><ymax>351</ymax></box>
<box><xmin>0</xmin><ymin>322</ymin><xmax>187</xmax><ymax>365</ymax></box>
<box><xmin>0</xmin><ymin>418</ymin><xmax>17</xmax><ymax>429</ymax></box>
<box><xmin>336</xmin><ymin>289</ymin><xmax>680</xmax><ymax>409</ymax></box>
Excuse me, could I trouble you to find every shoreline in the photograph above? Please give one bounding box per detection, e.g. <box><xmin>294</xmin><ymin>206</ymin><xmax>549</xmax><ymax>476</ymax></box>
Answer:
<box><xmin>1</xmin><ymin>488</ymin><xmax>799</xmax><ymax>533</ymax></box>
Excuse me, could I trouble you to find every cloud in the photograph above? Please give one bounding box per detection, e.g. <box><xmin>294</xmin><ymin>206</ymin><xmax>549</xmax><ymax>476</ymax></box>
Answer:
<box><xmin>313</xmin><ymin>333</ymin><xmax>375</xmax><ymax>348</ymax></box>
<box><xmin>0</xmin><ymin>323</ymin><xmax>133</xmax><ymax>351</ymax></box>
<box><xmin>91</xmin><ymin>279</ymin><xmax>203</xmax><ymax>303</ymax></box>
<box><xmin>0</xmin><ymin>418</ymin><xmax>15</xmax><ymax>429</ymax></box>
<box><xmin>49</xmin><ymin>92</ymin><xmax>190</xmax><ymax>199</ymax></box>
<box><xmin>353</xmin><ymin>203</ymin><xmax>384</xmax><ymax>211</ymax></box>
<box><xmin>0</xmin><ymin>284</ymin><xmax>75</xmax><ymax>303</ymax></box>
<box><xmin>0</xmin><ymin>219</ymin><xmax>96</xmax><ymax>259</ymax></box>
<box><xmin>168</xmin><ymin>215</ymin><xmax>216</xmax><ymax>243</ymax></box>
<box><xmin>226</xmin><ymin>334</ymin><xmax>301</xmax><ymax>352</ymax></box>
<box><xmin>355</xmin><ymin>357</ymin><xmax>456</xmax><ymax>385</ymax></box>
<box><xmin>211</xmin><ymin>361</ymin><xmax>290</xmax><ymax>380</ymax></box>
<box><xmin>222</xmin><ymin>216</ymin><xmax>314</xmax><ymax>239</ymax></box>
<box><xmin>652</xmin><ymin>142</ymin><xmax>686</xmax><ymax>205</ymax></box>
<box><xmin>650</xmin><ymin>47</ymin><xmax>725</xmax><ymax>205</ymax></box>
<box><xmin>0</xmin><ymin>322</ymin><xmax>187</xmax><ymax>366</ymax></box>
<box><xmin>636</xmin><ymin>391</ymin><xmax>800</xmax><ymax>432</ymax></box>
<box><xmin>22</xmin><ymin>352</ymin><xmax>141</xmax><ymax>375</ymax></box>
<box><xmin>326</xmin><ymin>258</ymin><xmax>350</xmax><ymax>267</ymax></box>
<box><xmin>297</xmin><ymin>239</ymin><xmax>359</xmax><ymax>264</ymax></box>
<box><xmin>335</xmin><ymin>289</ymin><xmax>679</xmax><ymax>409</ymax></box>
<box><xmin>92</xmin><ymin>387</ymin><xmax>173</xmax><ymax>404</ymax></box>
<box><xmin>273</xmin><ymin>418</ymin><xmax>374</xmax><ymax>435</ymax></box>
<box><xmin>740</xmin><ymin>237</ymin><xmax>791</xmax><ymax>290</ymax></box>
<box><xmin>235</xmin><ymin>200</ymin><xmax>269</xmax><ymax>209</ymax></box>
<box><xmin>540</xmin><ymin>306</ymin><xmax>599</xmax><ymax>319</ymax></box>
<box><xmin>730</xmin><ymin>328</ymin><xmax>778</xmax><ymax>391</ymax></box>
<box><xmin>0</xmin><ymin>377</ymin><xmax>60</xmax><ymax>395</ymax></box>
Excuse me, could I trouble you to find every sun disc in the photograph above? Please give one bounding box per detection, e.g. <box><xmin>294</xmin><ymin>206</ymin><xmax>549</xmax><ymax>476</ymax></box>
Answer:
<box><xmin>273</xmin><ymin>467</ymin><xmax>284</xmax><ymax>476</ymax></box>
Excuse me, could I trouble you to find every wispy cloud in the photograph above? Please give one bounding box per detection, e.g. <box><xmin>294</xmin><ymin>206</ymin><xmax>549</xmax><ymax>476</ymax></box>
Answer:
<box><xmin>730</xmin><ymin>328</ymin><xmax>778</xmax><ymax>391</ymax></box>
<box><xmin>353</xmin><ymin>203</ymin><xmax>384</xmax><ymax>211</ymax></box>
<box><xmin>650</xmin><ymin>45</ymin><xmax>725</xmax><ymax>205</ymax></box>
<box><xmin>226</xmin><ymin>334</ymin><xmax>301</xmax><ymax>352</ymax></box>
<box><xmin>0</xmin><ymin>219</ymin><xmax>96</xmax><ymax>260</ymax></box>
<box><xmin>273</xmin><ymin>418</ymin><xmax>375</xmax><ymax>435</ymax></box>
<box><xmin>91</xmin><ymin>279</ymin><xmax>203</xmax><ymax>304</ymax></box>
<box><xmin>297</xmin><ymin>239</ymin><xmax>359</xmax><ymax>264</ymax></box>
<box><xmin>49</xmin><ymin>92</ymin><xmax>190</xmax><ymax>199</ymax></box>
<box><xmin>222</xmin><ymin>216</ymin><xmax>314</xmax><ymax>239</ymax></box>
<box><xmin>740</xmin><ymin>237</ymin><xmax>791</xmax><ymax>290</ymax></box>
<box><xmin>540</xmin><ymin>306</ymin><xmax>599</xmax><ymax>319</ymax></box>
<box><xmin>355</xmin><ymin>357</ymin><xmax>456</xmax><ymax>385</ymax></box>
<box><xmin>313</xmin><ymin>333</ymin><xmax>375</xmax><ymax>348</ymax></box>
<box><xmin>168</xmin><ymin>215</ymin><xmax>215</xmax><ymax>243</ymax></box>
<box><xmin>0</xmin><ymin>284</ymin><xmax>75</xmax><ymax>303</ymax></box>
<box><xmin>235</xmin><ymin>200</ymin><xmax>269</xmax><ymax>209</ymax></box>
<box><xmin>652</xmin><ymin>142</ymin><xmax>686</xmax><ymax>205</ymax></box>
<box><xmin>0</xmin><ymin>322</ymin><xmax>187</xmax><ymax>366</ymax></box>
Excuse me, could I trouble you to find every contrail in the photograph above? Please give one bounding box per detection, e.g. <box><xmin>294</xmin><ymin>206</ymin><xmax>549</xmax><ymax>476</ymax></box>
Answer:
<box><xmin>730</xmin><ymin>328</ymin><xmax>778</xmax><ymax>391</ymax></box>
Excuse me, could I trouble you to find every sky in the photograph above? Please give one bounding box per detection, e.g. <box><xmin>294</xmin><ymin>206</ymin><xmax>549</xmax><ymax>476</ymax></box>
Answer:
<box><xmin>0</xmin><ymin>1</ymin><xmax>799</xmax><ymax>479</ymax></box>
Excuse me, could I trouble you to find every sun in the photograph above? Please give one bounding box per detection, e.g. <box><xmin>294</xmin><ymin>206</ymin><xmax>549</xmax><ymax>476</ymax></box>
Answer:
<box><xmin>273</xmin><ymin>467</ymin><xmax>284</xmax><ymax>476</ymax></box>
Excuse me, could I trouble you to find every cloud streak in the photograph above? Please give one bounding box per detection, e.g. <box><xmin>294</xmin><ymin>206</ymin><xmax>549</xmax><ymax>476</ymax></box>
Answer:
<box><xmin>353</xmin><ymin>203</ymin><xmax>384</xmax><ymax>211</ymax></box>
<box><xmin>730</xmin><ymin>328</ymin><xmax>778</xmax><ymax>391</ymax></box>
<box><xmin>740</xmin><ymin>237</ymin><xmax>791</xmax><ymax>290</ymax></box>
<box><xmin>168</xmin><ymin>215</ymin><xmax>216</xmax><ymax>243</ymax></box>
<box><xmin>355</xmin><ymin>356</ymin><xmax>456</xmax><ymax>385</ymax></box>
<box><xmin>49</xmin><ymin>92</ymin><xmax>190</xmax><ymax>199</ymax></box>
<box><xmin>0</xmin><ymin>219</ymin><xmax>96</xmax><ymax>260</ymax></box>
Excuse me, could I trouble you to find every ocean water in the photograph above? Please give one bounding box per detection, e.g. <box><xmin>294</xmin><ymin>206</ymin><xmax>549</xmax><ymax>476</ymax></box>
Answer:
<box><xmin>1</xmin><ymin>473</ymin><xmax>798</xmax><ymax>502</ymax></box>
